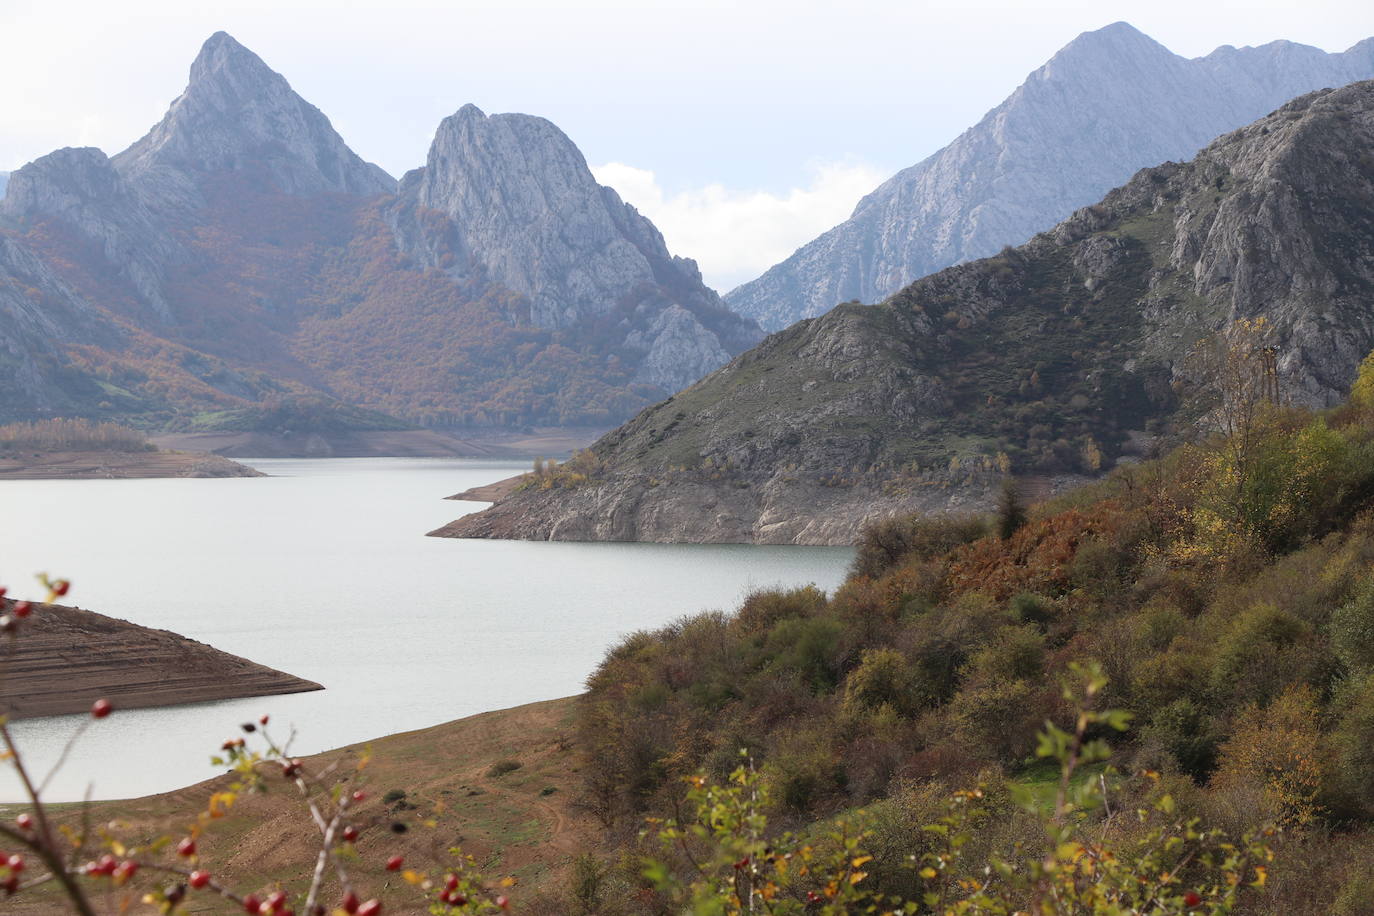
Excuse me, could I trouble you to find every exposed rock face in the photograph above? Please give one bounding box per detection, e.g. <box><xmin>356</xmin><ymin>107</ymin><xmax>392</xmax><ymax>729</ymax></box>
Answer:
<box><xmin>113</xmin><ymin>31</ymin><xmax>396</xmax><ymax>204</ymax></box>
<box><xmin>0</xmin><ymin>32</ymin><xmax>760</xmax><ymax>428</ymax></box>
<box><xmin>0</xmin><ymin>172</ymin><xmax>8</xmax><ymax>198</ymax></box>
<box><xmin>438</xmin><ymin>80</ymin><xmax>1374</xmax><ymax>545</ymax></box>
<box><xmin>1</xmin><ymin>147</ymin><xmax>183</xmax><ymax>320</ymax></box>
<box><xmin>727</xmin><ymin>22</ymin><xmax>1374</xmax><ymax>331</ymax></box>
<box><xmin>393</xmin><ymin>103</ymin><xmax>759</xmax><ymax>367</ymax></box>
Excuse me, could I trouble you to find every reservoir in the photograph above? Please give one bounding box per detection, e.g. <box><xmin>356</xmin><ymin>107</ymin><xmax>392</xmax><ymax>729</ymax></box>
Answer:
<box><xmin>0</xmin><ymin>458</ymin><xmax>852</xmax><ymax>801</ymax></box>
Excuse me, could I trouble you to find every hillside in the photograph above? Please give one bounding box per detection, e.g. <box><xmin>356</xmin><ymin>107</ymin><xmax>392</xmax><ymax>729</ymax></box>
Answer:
<box><xmin>437</xmin><ymin>79</ymin><xmax>1374</xmax><ymax>545</ymax></box>
<box><xmin>571</xmin><ymin>356</ymin><xmax>1374</xmax><ymax>913</ymax></box>
<box><xmin>726</xmin><ymin>22</ymin><xmax>1374</xmax><ymax>331</ymax></box>
<box><xmin>1</xmin><ymin>697</ymin><xmax>595</xmax><ymax>913</ymax></box>
<box><xmin>0</xmin><ymin>33</ymin><xmax>760</xmax><ymax>433</ymax></box>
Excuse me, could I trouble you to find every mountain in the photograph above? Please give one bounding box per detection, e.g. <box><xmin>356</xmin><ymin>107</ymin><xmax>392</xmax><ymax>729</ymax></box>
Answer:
<box><xmin>0</xmin><ymin>172</ymin><xmax>8</xmax><ymax>198</ymax></box>
<box><xmin>726</xmin><ymin>22</ymin><xmax>1374</xmax><ymax>331</ymax></box>
<box><xmin>0</xmin><ymin>33</ymin><xmax>758</xmax><ymax>430</ymax></box>
<box><xmin>436</xmin><ymin>79</ymin><xmax>1374</xmax><ymax>545</ymax></box>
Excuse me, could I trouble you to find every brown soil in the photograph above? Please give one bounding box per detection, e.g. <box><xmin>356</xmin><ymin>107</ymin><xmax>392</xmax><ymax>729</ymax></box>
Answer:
<box><xmin>2</xmin><ymin>696</ymin><xmax>600</xmax><ymax>914</ymax></box>
<box><xmin>0</xmin><ymin>600</ymin><xmax>320</xmax><ymax>719</ymax></box>
<box><xmin>446</xmin><ymin>474</ymin><xmax>526</xmax><ymax>502</ymax></box>
<box><xmin>0</xmin><ymin>449</ymin><xmax>261</xmax><ymax>480</ymax></box>
<box><xmin>151</xmin><ymin>427</ymin><xmax>606</xmax><ymax>460</ymax></box>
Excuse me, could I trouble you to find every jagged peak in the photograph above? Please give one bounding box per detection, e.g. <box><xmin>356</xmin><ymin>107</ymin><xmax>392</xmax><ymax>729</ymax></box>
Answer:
<box><xmin>186</xmin><ymin>31</ymin><xmax>285</xmax><ymax>95</ymax></box>
<box><xmin>112</xmin><ymin>30</ymin><xmax>395</xmax><ymax>197</ymax></box>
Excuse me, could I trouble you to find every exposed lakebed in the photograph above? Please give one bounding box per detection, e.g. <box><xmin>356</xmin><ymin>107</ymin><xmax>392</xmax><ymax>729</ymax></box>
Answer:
<box><xmin>0</xmin><ymin>458</ymin><xmax>851</xmax><ymax>801</ymax></box>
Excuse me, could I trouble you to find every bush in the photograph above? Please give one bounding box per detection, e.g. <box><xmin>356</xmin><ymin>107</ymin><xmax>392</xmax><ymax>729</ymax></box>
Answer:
<box><xmin>487</xmin><ymin>759</ymin><xmax>523</xmax><ymax>777</ymax></box>
<box><xmin>843</xmin><ymin>647</ymin><xmax>922</xmax><ymax>716</ymax></box>
<box><xmin>850</xmin><ymin>513</ymin><xmax>986</xmax><ymax>579</ymax></box>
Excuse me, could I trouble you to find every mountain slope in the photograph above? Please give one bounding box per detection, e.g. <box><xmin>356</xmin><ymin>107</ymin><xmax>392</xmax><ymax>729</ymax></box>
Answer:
<box><xmin>727</xmin><ymin>22</ymin><xmax>1374</xmax><ymax>331</ymax></box>
<box><xmin>0</xmin><ymin>33</ymin><xmax>759</xmax><ymax>429</ymax></box>
<box><xmin>437</xmin><ymin>80</ymin><xmax>1374</xmax><ymax>545</ymax></box>
<box><xmin>0</xmin><ymin>172</ymin><xmax>9</xmax><ymax>198</ymax></box>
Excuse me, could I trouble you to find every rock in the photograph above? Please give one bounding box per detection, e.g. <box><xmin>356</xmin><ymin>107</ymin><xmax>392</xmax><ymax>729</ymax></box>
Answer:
<box><xmin>726</xmin><ymin>22</ymin><xmax>1374</xmax><ymax>331</ymax></box>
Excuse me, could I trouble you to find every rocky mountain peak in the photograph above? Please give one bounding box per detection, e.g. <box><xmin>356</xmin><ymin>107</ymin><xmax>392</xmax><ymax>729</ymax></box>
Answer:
<box><xmin>727</xmin><ymin>24</ymin><xmax>1374</xmax><ymax>332</ymax></box>
<box><xmin>399</xmin><ymin>102</ymin><xmax>762</xmax><ymax>378</ymax></box>
<box><xmin>112</xmin><ymin>31</ymin><xmax>395</xmax><ymax>200</ymax></box>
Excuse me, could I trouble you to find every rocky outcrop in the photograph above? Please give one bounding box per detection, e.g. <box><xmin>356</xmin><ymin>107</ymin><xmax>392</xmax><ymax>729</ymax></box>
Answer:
<box><xmin>439</xmin><ymin>80</ymin><xmax>1374</xmax><ymax>545</ymax></box>
<box><xmin>727</xmin><ymin>22</ymin><xmax>1374</xmax><ymax>331</ymax></box>
<box><xmin>0</xmin><ymin>172</ymin><xmax>9</xmax><ymax>198</ymax></box>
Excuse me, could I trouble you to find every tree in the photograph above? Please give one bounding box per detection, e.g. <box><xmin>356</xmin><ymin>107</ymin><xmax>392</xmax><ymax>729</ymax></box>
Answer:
<box><xmin>997</xmin><ymin>476</ymin><xmax>1027</xmax><ymax>539</ymax></box>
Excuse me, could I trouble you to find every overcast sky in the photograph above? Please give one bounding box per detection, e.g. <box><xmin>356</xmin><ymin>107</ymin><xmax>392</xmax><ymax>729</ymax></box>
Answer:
<box><xmin>4</xmin><ymin>0</ymin><xmax>1373</xmax><ymax>290</ymax></box>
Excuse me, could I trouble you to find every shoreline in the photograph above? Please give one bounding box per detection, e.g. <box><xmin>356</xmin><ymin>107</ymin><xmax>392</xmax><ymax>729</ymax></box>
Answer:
<box><xmin>152</xmin><ymin>426</ymin><xmax>606</xmax><ymax>459</ymax></box>
<box><xmin>0</xmin><ymin>448</ymin><xmax>261</xmax><ymax>480</ymax></box>
<box><xmin>0</xmin><ymin>599</ymin><xmax>320</xmax><ymax>720</ymax></box>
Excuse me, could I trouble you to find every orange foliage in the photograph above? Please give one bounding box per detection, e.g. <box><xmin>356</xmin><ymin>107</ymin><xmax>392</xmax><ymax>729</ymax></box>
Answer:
<box><xmin>943</xmin><ymin>501</ymin><xmax>1128</xmax><ymax>600</ymax></box>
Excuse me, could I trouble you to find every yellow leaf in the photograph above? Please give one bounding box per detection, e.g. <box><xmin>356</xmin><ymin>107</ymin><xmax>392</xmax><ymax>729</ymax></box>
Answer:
<box><xmin>402</xmin><ymin>869</ymin><xmax>424</xmax><ymax>885</ymax></box>
<box><xmin>111</xmin><ymin>841</ymin><xmax>126</xmax><ymax>857</ymax></box>
<box><xmin>850</xmin><ymin>870</ymin><xmax>868</xmax><ymax>885</ymax></box>
<box><xmin>919</xmin><ymin>867</ymin><xmax>938</xmax><ymax>879</ymax></box>
<box><xmin>851</xmin><ymin>855</ymin><xmax>873</xmax><ymax>869</ymax></box>
<box><xmin>1254</xmin><ymin>866</ymin><xmax>1268</xmax><ymax>887</ymax></box>
<box><xmin>500</xmin><ymin>876</ymin><xmax>517</xmax><ymax>887</ymax></box>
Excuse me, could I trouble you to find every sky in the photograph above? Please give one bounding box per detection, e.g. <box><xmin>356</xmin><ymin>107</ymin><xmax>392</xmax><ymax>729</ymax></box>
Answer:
<box><xmin>3</xmin><ymin>0</ymin><xmax>1374</xmax><ymax>291</ymax></box>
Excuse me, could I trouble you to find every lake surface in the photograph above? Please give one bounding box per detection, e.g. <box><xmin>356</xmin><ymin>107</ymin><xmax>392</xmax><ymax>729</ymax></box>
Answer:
<box><xmin>0</xmin><ymin>458</ymin><xmax>852</xmax><ymax>801</ymax></box>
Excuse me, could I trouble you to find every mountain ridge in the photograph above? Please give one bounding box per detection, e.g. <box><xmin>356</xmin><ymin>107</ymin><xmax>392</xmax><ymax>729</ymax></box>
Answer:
<box><xmin>0</xmin><ymin>32</ymin><xmax>760</xmax><ymax>429</ymax></box>
<box><xmin>436</xmin><ymin>79</ymin><xmax>1374</xmax><ymax>545</ymax></box>
<box><xmin>726</xmin><ymin>22</ymin><xmax>1374</xmax><ymax>331</ymax></box>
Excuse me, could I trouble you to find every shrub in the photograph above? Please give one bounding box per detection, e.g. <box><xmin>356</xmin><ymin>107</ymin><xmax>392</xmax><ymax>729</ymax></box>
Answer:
<box><xmin>849</xmin><ymin>513</ymin><xmax>986</xmax><ymax>579</ymax></box>
<box><xmin>842</xmin><ymin>647</ymin><xmax>922</xmax><ymax>716</ymax></box>
<box><xmin>487</xmin><ymin>759</ymin><xmax>523</xmax><ymax>777</ymax></box>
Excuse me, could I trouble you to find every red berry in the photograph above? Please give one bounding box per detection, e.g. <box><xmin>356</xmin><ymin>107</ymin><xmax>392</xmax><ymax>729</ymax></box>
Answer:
<box><xmin>91</xmin><ymin>698</ymin><xmax>112</xmax><ymax>719</ymax></box>
<box><xmin>176</xmin><ymin>837</ymin><xmax>197</xmax><ymax>857</ymax></box>
<box><xmin>12</xmin><ymin>602</ymin><xmax>30</xmax><ymax>619</ymax></box>
<box><xmin>385</xmin><ymin>855</ymin><xmax>403</xmax><ymax>871</ymax></box>
<box><xmin>342</xmin><ymin>825</ymin><xmax>359</xmax><ymax>843</ymax></box>
<box><xmin>189</xmin><ymin>870</ymin><xmax>211</xmax><ymax>889</ymax></box>
<box><xmin>259</xmin><ymin>714</ymin><xmax>270</xmax><ymax>725</ymax></box>
<box><xmin>444</xmin><ymin>874</ymin><xmax>459</xmax><ymax>891</ymax></box>
<box><xmin>340</xmin><ymin>891</ymin><xmax>360</xmax><ymax>914</ymax></box>
<box><xmin>352</xmin><ymin>790</ymin><xmax>366</xmax><ymax>802</ymax></box>
<box><xmin>0</xmin><ymin>587</ymin><xmax>6</xmax><ymax>599</ymax></box>
<box><xmin>282</xmin><ymin>760</ymin><xmax>302</xmax><ymax>778</ymax></box>
<box><xmin>356</xmin><ymin>901</ymin><xmax>382</xmax><ymax>916</ymax></box>
<box><xmin>6</xmin><ymin>854</ymin><xmax>23</xmax><ymax>872</ymax></box>
<box><xmin>14</xmin><ymin>814</ymin><xmax>31</xmax><ymax>831</ymax></box>
<box><xmin>93</xmin><ymin>854</ymin><xmax>117</xmax><ymax>876</ymax></box>
<box><xmin>112</xmin><ymin>860</ymin><xmax>138</xmax><ymax>884</ymax></box>
<box><xmin>242</xmin><ymin>894</ymin><xmax>261</xmax><ymax>913</ymax></box>
<box><xmin>496</xmin><ymin>895</ymin><xmax>509</xmax><ymax>909</ymax></box>
<box><xmin>1184</xmin><ymin>891</ymin><xmax>1203</xmax><ymax>907</ymax></box>
<box><xmin>52</xmin><ymin>580</ymin><xmax>70</xmax><ymax>597</ymax></box>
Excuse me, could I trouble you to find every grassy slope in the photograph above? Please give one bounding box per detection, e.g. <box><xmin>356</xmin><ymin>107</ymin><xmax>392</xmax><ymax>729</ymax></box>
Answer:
<box><xmin>1</xmin><ymin>697</ymin><xmax>596</xmax><ymax>914</ymax></box>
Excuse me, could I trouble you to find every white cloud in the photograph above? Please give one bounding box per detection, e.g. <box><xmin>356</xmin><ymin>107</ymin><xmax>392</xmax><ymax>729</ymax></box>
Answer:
<box><xmin>592</xmin><ymin>160</ymin><xmax>888</xmax><ymax>293</ymax></box>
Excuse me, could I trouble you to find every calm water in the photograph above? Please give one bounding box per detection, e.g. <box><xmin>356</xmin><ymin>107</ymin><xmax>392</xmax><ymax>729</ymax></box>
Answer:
<box><xmin>0</xmin><ymin>458</ymin><xmax>851</xmax><ymax>801</ymax></box>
